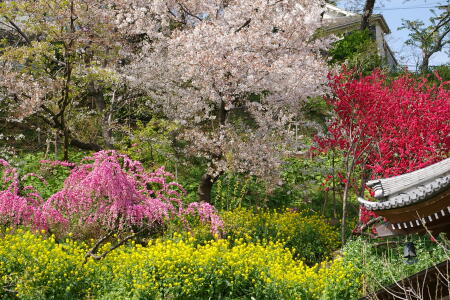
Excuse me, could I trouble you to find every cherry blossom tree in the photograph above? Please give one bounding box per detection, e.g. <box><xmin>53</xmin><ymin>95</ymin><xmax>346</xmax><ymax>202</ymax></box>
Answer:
<box><xmin>0</xmin><ymin>0</ymin><xmax>158</xmax><ymax>159</ymax></box>
<box><xmin>128</xmin><ymin>0</ymin><xmax>332</xmax><ymax>202</ymax></box>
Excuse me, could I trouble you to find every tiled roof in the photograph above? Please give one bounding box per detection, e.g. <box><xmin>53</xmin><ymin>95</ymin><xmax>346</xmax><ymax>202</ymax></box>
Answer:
<box><xmin>322</xmin><ymin>14</ymin><xmax>391</xmax><ymax>34</ymax></box>
<box><xmin>358</xmin><ymin>158</ymin><xmax>450</xmax><ymax>211</ymax></box>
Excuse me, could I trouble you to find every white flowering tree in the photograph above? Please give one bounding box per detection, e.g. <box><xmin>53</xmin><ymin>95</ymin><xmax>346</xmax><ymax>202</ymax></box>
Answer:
<box><xmin>129</xmin><ymin>0</ymin><xmax>332</xmax><ymax>202</ymax></box>
<box><xmin>0</xmin><ymin>0</ymin><xmax>156</xmax><ymax>159</ymax></box>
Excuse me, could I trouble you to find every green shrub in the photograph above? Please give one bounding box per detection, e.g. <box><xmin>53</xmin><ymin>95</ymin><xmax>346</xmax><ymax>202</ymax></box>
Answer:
<box><xmin>343</xmin><ymin>234</ymin><xmax>449</xmax><ymax>295</ymax></box>
<box><xmin>218</xmin><ymin>208</ymin><xmax>341</xmax><ymax>266</ymax></box>
<box><xmin>328</xmin><ymin>29</ymin><xmax>382</xmax><ymax>75</ymax></box>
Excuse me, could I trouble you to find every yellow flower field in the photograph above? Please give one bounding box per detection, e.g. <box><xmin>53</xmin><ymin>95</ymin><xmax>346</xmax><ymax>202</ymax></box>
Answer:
<box><xmin>0</xmin><ymin>229</ymin><xmax>361</xmax><ymax>299</ymax></box>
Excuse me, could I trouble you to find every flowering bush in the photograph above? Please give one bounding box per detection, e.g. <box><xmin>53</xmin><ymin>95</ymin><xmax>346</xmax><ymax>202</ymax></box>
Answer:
<box><xmin>218</xmin><ymin>208</ymin><xmax>340</xmax><ymax>266</ymax></box>
<box><xmin>0</xmin><ymin>151</ymin><xmax>222</xmax><ymax>242</ymax></box>
<box><xmin>0</xmin><ymin>229</ymin><xmax>361</xmax><ymax>299</ymax></box>
<box><xmin>316</xmin><ymin>69</ymin><xmax>450</xmax><ymax>237</ymax></box>
<box><xmin>46</xmin><ymin>151</ymin><xmax>222</xmax><ymax>238</ymax></box>
<box><xmin>0</xmin><ymin>229</ymin><xmax>94</xmax><ymax>299</ymax></box>
<box><xmin>0</xmin><ymin>159</ymin><xmax>65</xmax><ymax>229</ymax></box>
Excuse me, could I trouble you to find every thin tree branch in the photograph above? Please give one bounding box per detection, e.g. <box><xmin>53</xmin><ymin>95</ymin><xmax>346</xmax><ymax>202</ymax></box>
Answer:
<box><xmin>83</xmin><ymin>229</ymin><xmax>115</xmax><ymax>264</ymax></box>
<box><xmin>359</xmin><ymin>216</ymin><xmax>383</xmax><ymax>232</ymax></box>
<box><xmin>177</xmin><ymin>2</ymin><xmax>202</xmax><ymax>21</ymax></box>
<box><xmin>3</xmin><ymin>16</ymin><xmax>32</xmax><ymax>45</ymax></box>
<box><xmin>84</xmin><ymin>228</ymin><xmax>148</xmax><ymax>263</ymax></box>
<box><xmin>235</xmin><ymin>18</ymin><xmax>251</xmax><ymax>33</ymax></box>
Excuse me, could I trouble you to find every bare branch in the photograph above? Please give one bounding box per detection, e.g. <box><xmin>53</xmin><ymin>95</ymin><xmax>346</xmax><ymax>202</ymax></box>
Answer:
<box><xmin>84</xmin><ymin>228</ymin><xmax>148</xmax><ymax>263</ymax></box>
<box><xmin>235</xmin><ymin>18</ymin><xmax>252</xmax><ymax>33</ymax></box>
<box><xmin>2</xmin><ymin>16</ymin><xmax>32</xmax><ymax>45</ymax></box>
<box><xmin>177</xmin><ymin>2</ymin><xmax>202</xmax><ymax>21</ymax></box>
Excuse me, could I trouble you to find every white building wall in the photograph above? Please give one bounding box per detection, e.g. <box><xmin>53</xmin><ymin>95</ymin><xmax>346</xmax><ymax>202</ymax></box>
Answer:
<box><xmin>375</xmin><ymin>24</ymin><xmax>386</xmax><ymax>59</ymax></box>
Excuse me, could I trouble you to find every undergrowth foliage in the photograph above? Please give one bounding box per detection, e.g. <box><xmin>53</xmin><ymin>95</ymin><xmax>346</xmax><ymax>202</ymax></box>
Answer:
<box><xmin>220</xmin><ymin>208</ymin><xmax>340</xmax><ymax>266</ymax></box>
<box><xmin>343</xmin><ymin>235</ymin><xmax>449</xmax><ymax>295</ymax></box>
<box><xmin>0</xmin><ymin>151</ymin><xmax>222</xmax><ymax>240</ymax></box>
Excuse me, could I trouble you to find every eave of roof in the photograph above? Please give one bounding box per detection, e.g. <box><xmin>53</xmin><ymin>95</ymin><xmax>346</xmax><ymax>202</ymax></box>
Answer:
<box><xmin>322</xmin><ymin>14</ymin><xmax>391</xmax><ymax>34</ymax></box>
<box><xmin>358</xmin><ymin>158</ymin><xmax>450</xmax><ymax>211</ymax></box>
<box><xmin>324</xmin><ymin>3</ymin><xmax>357</xmax><ymax>17</ymax></box>
<box><xmin>384</xmin><ymin>40</ymin><xmax>399</xmax><ymax>66</ymax></box>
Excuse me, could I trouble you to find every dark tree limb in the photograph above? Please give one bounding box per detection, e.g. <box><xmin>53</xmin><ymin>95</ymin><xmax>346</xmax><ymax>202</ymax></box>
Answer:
<box><xmin>177</xmin><ymin>2</ymin><xmax>202</xmax><ymax>21</ymax></box>
<box><xmin>198</xmin><ymin>173</ymin><xmax>221</xmax><ymax>203</ymax></box>
<box><xmin>235</xmin><ymin>18</ymin><xmax>252</xmax><ymax>33</ymax></box>
<box><xmin>360</xmin><ymin>0</ymin><xmax>376</xmax><ymax>30</ymax></box>
<box><xmin>353</xmin><ymin>216</ymin><xmax>384</xmax><ymax>236</ymax></box>
<box><xmin>1</xmin><ymin>15</ymin><xmax>66</xmax><ymax>67</ymax></box>
<box><xmin>359</xmin><ymin>216</ymin><xmax>384</xmax><ymax>232</ymax></box>
<box><xmin>83</xmin><ymin>230</ymin><xmax>115</xmax><ymax>264</ymax></box>
<box><xmin>39</xmin><ymin>112</ymin><xmax>103</xmax><ymax>152</ymax></box>
<box><xmin>3</xmin><ymin>16</ymin><xmax>32</xmax><ymax>45</ymax></box>
<box><xmin>84</xmin><ymin>228</ymin><xmax>148</xmax><ymax>263</ymax></box>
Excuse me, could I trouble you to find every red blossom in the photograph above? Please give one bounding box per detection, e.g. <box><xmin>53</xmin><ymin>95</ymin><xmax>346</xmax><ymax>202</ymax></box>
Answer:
<box><xmin>319</xmin><ymin>69</ymin><xmax>449</xmax><ymax>178</ymax></box>
<box><xmin>318</xmin><ymin>69</ymin><xmax>450</xmax><ymax>227</ymax></box>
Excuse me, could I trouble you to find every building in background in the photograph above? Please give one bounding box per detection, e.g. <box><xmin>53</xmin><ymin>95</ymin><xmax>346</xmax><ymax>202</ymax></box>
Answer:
<box><xmin>322</xmin><ymin>4</ymin><xmax>398</xmax><ymax>69</ymax></box>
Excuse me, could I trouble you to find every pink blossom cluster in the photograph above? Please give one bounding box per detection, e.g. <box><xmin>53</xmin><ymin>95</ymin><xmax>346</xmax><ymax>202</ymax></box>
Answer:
<box><xmin>186</xmin><ymin>202</ymin><xmax>224</xmax><ymax>235</ymax></box>
<box><xmin>0</xmin><ymin>151</ymin><xmax>222</xmax><ymax>236</ymax></box>
<box><xmin>40</xmin><ymin>160</ymin><xmax>76</xmax><ymax>168</ymax></box>
<box><xmin>0</xmin><ymin>160</ymin><xmax>64</xmax><ymax>229</ymax></box>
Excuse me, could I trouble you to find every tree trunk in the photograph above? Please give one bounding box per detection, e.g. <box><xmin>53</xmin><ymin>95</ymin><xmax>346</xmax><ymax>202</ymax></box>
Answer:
<box><xmin>341</xmin><ymin>178</ymin><xmax>350</xmax><ymax>244</ymax></box>
<box><xmin>63</xmin><ymin>127</ymin><xmax>69</xmax><ymax>161</ymax></box>
<box><xmin>218</xmin><ymin>100</ymin><xmax>227</xmax><ymax>126</ymax></box>
<box><xmin>88</xmin><ymin>82</ymin><xmax>114</xmax><ymax>149</ymax></box>
<box><xmin>360</xmin><ymin>0</ymin><xmax>376</xmax><ymax>30</ymax></box>
<box><xmin>54</xmin><ymin>131</ymin><xmax>59</xmax><ymax>159</ymax></box>
<box><xmin>341</xmin><ymin>150</ymin><xmax>356</xmax><ymax>243</ymax></box>
<box><xmin>420</xmin><ymin>54</ymin><xmax>431</xmax><ymax>74</ymax></box>
<box><xmin>198</xmin><ymin>99</ymin><xmax>228</xmax><ymax>202</ymax></box>
<box><xmin>198</xmin><ymin>173</ymin><xmax>220</xmax><ymax>203</ymax></box>
<box><xmin>321</xmin><ymin>191</ymin><xmax>328</xmax><ymax>215</ymax></box>
<box><xmin>358</xmin><ymin>167</ymin><xmax>370</xmax><ymax>197</ymax></box>
<box><xmin>60</xmin><ymin>76</ymin><xmax>70</xmax><ymax>161</ymax></box>
<box><xmin>332</xmin><ymin>151</ymin><xmax>337</xmax><ymax>219</ymax></box>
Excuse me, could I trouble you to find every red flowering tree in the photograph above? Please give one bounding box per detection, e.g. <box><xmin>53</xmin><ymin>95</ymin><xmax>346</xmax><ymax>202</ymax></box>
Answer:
<box><xmin>317</xmin><ymin>69</ymin><xmax>450</xmax><ymax>242</ymax></box>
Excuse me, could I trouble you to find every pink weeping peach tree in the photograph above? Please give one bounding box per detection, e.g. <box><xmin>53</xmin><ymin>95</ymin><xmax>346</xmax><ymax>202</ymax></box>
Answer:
<box><xmin>0</xmin><ymin>160</ymin><xmax>65</xmax><ymax>230</ymax></box>
<box><xmin>0</xmin><ymin>151</ymin><xmax>222</xmax><ymax>259</ymax></box>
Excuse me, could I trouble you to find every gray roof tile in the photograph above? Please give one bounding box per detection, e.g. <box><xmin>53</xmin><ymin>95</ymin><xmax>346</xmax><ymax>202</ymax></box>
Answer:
<box><xmin>359</xmin><ymin>158</ymin><xmax>450</xmax><ymax>211</ymax></box>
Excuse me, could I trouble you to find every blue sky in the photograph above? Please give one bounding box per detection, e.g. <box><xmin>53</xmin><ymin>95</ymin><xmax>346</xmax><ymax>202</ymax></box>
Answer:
<box><xmin>336</xmin><ymin>0</ymin><xmax>450</xmax><ymax>69</ymax></box>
